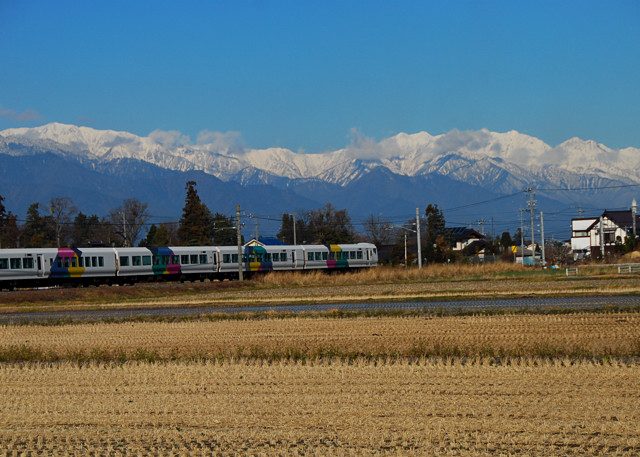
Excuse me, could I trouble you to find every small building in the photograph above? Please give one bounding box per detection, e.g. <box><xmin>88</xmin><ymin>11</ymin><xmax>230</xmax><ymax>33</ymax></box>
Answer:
<box><xmin>449</xmin><ymin>227</ymin><xmax>485</xmax><ymax>252</ymax></box>
<box><xmin>244</xmin><ymin>237</ymin><xmax>289</xmax><ymax>247</ymax></box>
<box><xmin>570</xmin><ymin>200</ymin><xmax>639</xmax><ymax>260</ymax></box>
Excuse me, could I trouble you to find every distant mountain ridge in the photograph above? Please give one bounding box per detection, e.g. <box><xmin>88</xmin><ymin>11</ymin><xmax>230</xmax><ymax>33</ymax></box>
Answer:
<box><xmin>3</xmin><ymin>123</ymin><xmax>640</xmax><ymax>188</ymax></box>
<box><xmin>1</xmin><ymin>123</ymin><xmax>639</xmax><ymax>238</ymax></box>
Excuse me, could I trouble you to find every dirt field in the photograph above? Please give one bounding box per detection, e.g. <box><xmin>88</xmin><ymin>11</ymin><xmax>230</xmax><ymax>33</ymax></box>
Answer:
<box><xmin>1</xmin><ymin>359</ymin><xmax>639</xmax><ymax>455</ymax></box>
<box><xmin>2</xmin><ymin>266</ymin><xmax>640</xmax><ymax>455</ymax></box>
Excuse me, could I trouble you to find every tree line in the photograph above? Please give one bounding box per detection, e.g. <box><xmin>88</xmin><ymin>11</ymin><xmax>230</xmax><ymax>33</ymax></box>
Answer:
<box><xmin>0</xmin><ymin>181</ymin><xmax>236</xmax><ymax>249</ymax></box>
<box><xmin>2</xmin><ymin>183</ymin><xmax>545</xmax><ymax>264</ymax></box>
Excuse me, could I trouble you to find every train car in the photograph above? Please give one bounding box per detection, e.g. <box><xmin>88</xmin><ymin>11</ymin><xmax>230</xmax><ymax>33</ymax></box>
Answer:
<box><xmin>113</xmin><ymin>247</ymin><xmax>153</xmax><ymax>284</ymax></box>
<box><xmin>0</xmin><ymin>248</ymin><xmax>56</xmax><ymax>289</ymax></box>
<box><xmin>243</xmin><ymin>244</ymin><xmax>303</xmax><ymax>273</ymax></box>
<box><xmin>51</xmin><ymin>247</ymin><xmax>118</xmax><ymax>286</ymax></box>
<box><xmin>166</xmin><ymin>246</ymin><xmax>218</xmax><ymax>282</ymax></box>
<box><xmin>302</xmin><ymin>243</ymin><xmax>377</xmax><ymax>270</ymax></box>
<box><xmin>0</xmin><ymin>242</ymin><xmax>378</xmax><ymax>290</ymax></box>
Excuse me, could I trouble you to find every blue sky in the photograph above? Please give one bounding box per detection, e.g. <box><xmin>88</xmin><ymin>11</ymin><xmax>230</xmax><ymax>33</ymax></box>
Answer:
<box><xmin>1</xmin><ymin>1</ymin><xmax>639</xmax><ymax>153</ymax></box>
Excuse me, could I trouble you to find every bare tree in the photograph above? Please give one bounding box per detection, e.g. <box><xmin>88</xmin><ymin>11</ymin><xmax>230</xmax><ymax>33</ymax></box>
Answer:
<box><xmin>49</xmin><ymin>197</ymin><xmax>77</xmax><ymax>247</ymax></box>
<box><xmin>109</xmin><ymin>199</ymin><xmax>150</xmax><ymax>246</ymax></box>
<box><xmin>362</xmin><ymin>214</ymin><xmax>394</xmax><ymax>248</ymax></box>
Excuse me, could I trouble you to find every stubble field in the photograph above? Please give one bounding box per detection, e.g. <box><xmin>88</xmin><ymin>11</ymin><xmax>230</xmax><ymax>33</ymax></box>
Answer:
<box><xmin>2</xmin><ymin>265</ymin><xmax>640</xmax><ymax>455</ymax></box>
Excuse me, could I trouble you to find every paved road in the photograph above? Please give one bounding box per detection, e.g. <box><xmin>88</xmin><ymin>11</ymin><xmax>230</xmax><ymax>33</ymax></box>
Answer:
<box><xmin>1</xmin><ymin>296</ymin><xmax>639</xmax><ymax>324</ymax></box>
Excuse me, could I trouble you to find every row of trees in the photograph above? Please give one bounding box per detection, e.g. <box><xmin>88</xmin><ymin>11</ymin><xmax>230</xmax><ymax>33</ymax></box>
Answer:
<box><xmin>0</xmin><ymin>181</ymin><xmax>236</xmax><ymax>249</ymax></box>
<box><xmin>3</xmin><ymin>187</ymin><xmax>546</xmax><ymax>264</ymax></box>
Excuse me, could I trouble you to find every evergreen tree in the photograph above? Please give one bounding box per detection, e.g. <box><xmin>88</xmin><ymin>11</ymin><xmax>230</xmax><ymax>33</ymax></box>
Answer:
<box><xmin>0</xmin><ymin>195</ymin><xmax>19</xmax><ymax>248</ymax></box>
<box><xmin>71</xmin><ymin>212</ymin><xmax>100</xmax><ymax>246</ymax></box>
<box><xmin>212</xmin><ymin>212</ymin><xmax>236</xmax><ymax>245</ymax></box>
<box><xmin>424</xmin><ymin>204</ymin><xmax>447</xmax><ymax>263</ymax></box>
<box><xmin>277</xmin><ymin>213</ymin><xmax>295</xmax><ymax>244</ymax></box>
<box><xmin>177</xmin><ymin>181</ymin><xmax>215</xmax><ymax>245</ymax></box>
<box><xmin>500</xmin><ymin>231</ymin><xmax>513</xmax><ymax>251</ymax></box>
<box><xmin>20</xmin><ymin>203</ymin><xmax>55</xmax><ymax>247</ymax></box>
<box><xmin>140</xmin><ymin>224</ymin><xmax>171</xmax><ymax>247</ymax></box>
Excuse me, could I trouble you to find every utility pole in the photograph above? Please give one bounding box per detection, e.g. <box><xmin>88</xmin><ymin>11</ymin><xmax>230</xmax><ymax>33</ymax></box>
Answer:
<box><xmin>477</xmin><ymin>219</ymin><xmax>485</xmax><ymax>236</ymax></box>
<box><xmin>540</xmin><ymin>211</ymin><xmax>546</xmax><ymax>267</ymax></box>
<box><xmin>254</xmin><ymin>215</ymin><xmax>259</xmax><ymax>241</ymax></box>
<box><xmin>416</xmin><ymin>208</ymin><xmax>422</xmax><ymax>270</ymax></box>
<box><xmin>520</xmin><ymin>209</ymin><xmax>525</xmax><ymax>265</ymax></box>
<box><xmin>292</xmin><ymin>213</ymin><xmax>297</xmax><ymax>245</ymax></box>
<box><xmin>526</xmin><ymin>188</ymin><xmax>536</xmax><ymax>265</ymax></box>
<box><xmin>404</xmin><ymin>232</ymin><xmax>408</xmax><ymax>268</ymax></box>
<box><xmin>599</xmin><ymin>215</ymin><xmax>605</xmax><ymax>258</ymax></box>
<box><xmin>122</xmin><ymin>212</ymin><xmax>127</xmax><ymax>247</ymax></box>
<box><xmin>236</xmin><ymin>204</ymin><xmax>243</xmax><ymax>281</ymax></box>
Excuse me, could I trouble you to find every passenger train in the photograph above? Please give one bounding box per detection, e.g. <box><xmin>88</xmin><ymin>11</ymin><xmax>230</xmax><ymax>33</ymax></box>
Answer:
<box><xmin>0</xmin><ymin>243</ymin><xmax>378</xmax><ymax>290</ymax></box>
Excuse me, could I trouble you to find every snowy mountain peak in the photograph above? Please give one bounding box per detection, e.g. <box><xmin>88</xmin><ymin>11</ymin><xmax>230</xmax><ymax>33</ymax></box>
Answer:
<box><xmin>1</xmin><ymin>122</ymin><xmax>640</xmax><ymax>188</ymax></box>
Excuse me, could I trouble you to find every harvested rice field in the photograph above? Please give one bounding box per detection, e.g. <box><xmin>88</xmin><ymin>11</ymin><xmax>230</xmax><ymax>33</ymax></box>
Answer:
<box><xmin>1</xmin><ymin>311</ymin><xmax>640</xmax><ymax>455</ymax></box>
<box><xmin>1</xmin><ymin>359</ymin><xmax>639</xmax><ymax>455</ymax></box>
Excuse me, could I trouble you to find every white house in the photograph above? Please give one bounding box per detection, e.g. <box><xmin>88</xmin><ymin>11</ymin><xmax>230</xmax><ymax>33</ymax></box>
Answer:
<box><xmin>570</xmin><ymin>200</ymin><xmax>639</xmax><ymax>260</ymax></box>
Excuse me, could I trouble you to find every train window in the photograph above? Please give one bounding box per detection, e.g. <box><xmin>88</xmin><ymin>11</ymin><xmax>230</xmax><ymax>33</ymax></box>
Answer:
<box><xmin>265</xmin><ymin>253</ymin><xmax>271</xmax><ymax>262</ymax></box>
<box><xmin>329</xmin><ymin>252</ymin><xmax>335</xmax><ymax>260</ymax></box>
<box><xmin>255</xmin><ymin>253</ymin><xmax>263</xmax><ymax>262</ymax></box>
<box><xmin>91</xmin><ymin>257</ymin><xmax>97</xmax><ymax>267</ymax></box>
<box><xmin>23</xmin><ymin>258</ymin><xmax>34</xmax><ymax>269</ymax></box>
<box><xmin>281</xmin><ymin>252</ymin><xmax>287</xmax><ymax>262</ymax></box>
<box><xmin>181</xmin><ymin>255</ymin><xmax>189</xmax><ymax>264</ymax></box>
<box><xmin>223</xmin><ymin>254</ymin><xmax>230</xmax><ymax>263</ymax></box>
<box><xmin>313</xmin><ymin>252</ymin><xmax>320</xmax><ymax>261</ymax></box>
<box><xmin>132</xmin><ymin>256</ymin><xmax>141</xmax><ymax>266</ymax></box>
<box><xmin>120</xmin><ymin>256</ymin><xmax>129</xmax><ymax>267</ymax></box>
<box><xmin>242</xmin><ymin>254</ymin><xmax>248</xmax><ymax>262</ymax></box>
<box><xmin>78</xmin><ymin>257</ymin><xmax>84</xmax><ymax>267</ymax></box>
<box><xmin>322</xmin><ymin>252</ymin><xmax>328</xmax><ymax>260</ymax></box>
<box><xmin>171</xmin><ymin>256</ymin><xmax>180</xmax><ymax>265</ymax></box>
<box><xmin>232</xmin><ymin>254</ymin><xmax>239</xmax><ymax>263</ymax></box>
<box><xmin>307</xmin><ymin>252</ymin><xmax>313</xmax><ymax>261</ymax></box>
<box><xmin>10</xmin><ymin>258</ymin><xmax>22</xmax><ymax>269</ymax></box>
<box><xmin>271</xmin><ymin>253</ymin><xmax>278</xmax><ymax>262</ymax></box>
<box><xmin>212</xmin><ymin>255</ymin><xmax>216</xmax><ymax>265</ymax></box>
<box><xmin>71</xmin><ymin>257</ymin><xmax>78</xmax><ymax>268</ymax></box>
<box><xmin>357</xmin><ymin>251</ymin><xmax>363</xmax><ymax>259</ymax></box>
<box><xmin>190</xmin><ymin>254</ymin><xmax>198</xmax><ymax>264</ymax></box>
<box><xmin>0</xmin><ymin>258</ymin><xmax>7</xmax><ymax>269</ymax></box>
<box><xmin>63</xmin><ymin>257</ymin><xmax>70</xmax><ymax>268</ymax></box>
<box><xmin>98</xmin><ymin>257</ymin><xmax>104</xmax><ymax>267</ymax></box>
<box><xmin>350</xmin><ymin>251</ymin><xmax>356</xmax><ymax>259</ymax></box>
<box><xmin>142</xmin><ymin>256</ymin><xmax>151</xmax><ymax>266</ymax></box>
<box><xmin>199</xmin><ymin>254</ymin><xmax>207</xmax><ymax>264</ymax></box>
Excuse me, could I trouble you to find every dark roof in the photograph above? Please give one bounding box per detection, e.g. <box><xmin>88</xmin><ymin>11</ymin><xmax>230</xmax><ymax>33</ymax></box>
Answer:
<box><xmin>448</xmin><ymin>227</ymin><xmax>485</xmax><ymax>242</ymax></box>
<box><xmin>603</xmin><ymin>210</ymin><xmax>640</xmax><ymax>228</ymax></box>
<box><xmin>257</xmin><ymin>236</ymin><xmax>288</xmax><ymax>245</ymax></box>
<box><xmin>586</xmin><ymin>210</ymin><xmax>640</xmax><ymax>231</ymax></box>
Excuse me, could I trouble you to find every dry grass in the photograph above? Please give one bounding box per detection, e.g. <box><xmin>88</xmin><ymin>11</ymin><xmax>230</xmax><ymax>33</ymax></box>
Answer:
<box><xmin>257</xmin><ymin>262</ymin><xmax>531</xmax><ymax>287</ymax></box>
<box><xmin>1</xmin><ymin>358</ymin><xmax>639</xmax><ymax>455</ymax></box>
<box><xmin>2</xmin><ymin>312</ymin><xmax>640</xmax><ymax>362</ymax></box>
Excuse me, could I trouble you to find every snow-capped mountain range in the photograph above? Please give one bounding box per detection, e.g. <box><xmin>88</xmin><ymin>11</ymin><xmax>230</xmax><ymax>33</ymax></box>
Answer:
<box><xmin>3</xmin><ymin>122</ymin><xmax>639</xmax><ymax>191</ymax></box>
<box><xmin>1</xmin><ymin>122</ymin><xmax>639</xmax><ymax>237</ymax></box>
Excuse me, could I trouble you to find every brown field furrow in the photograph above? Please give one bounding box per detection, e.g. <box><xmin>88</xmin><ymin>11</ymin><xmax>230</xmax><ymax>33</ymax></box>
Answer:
<box><xmin>1</xmin><ymin>359</ymin><xmax>639</xmax><ymax>455</ymax></box>
<box><xmin>3</xmin><ymin>312</ymin><xmax>640</xmax><ymax>359</ymax></box>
